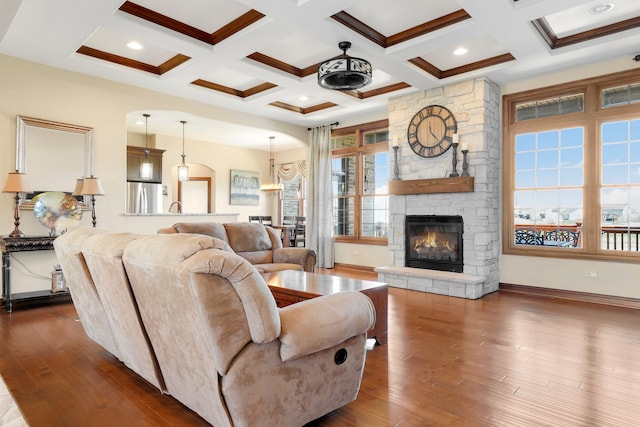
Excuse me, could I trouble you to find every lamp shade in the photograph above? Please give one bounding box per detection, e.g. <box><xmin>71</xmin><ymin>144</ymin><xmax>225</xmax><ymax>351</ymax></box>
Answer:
<box><xmin>260</xmin><ymin>182</ymin><xmax>283</xmax><ymax>192</ymax></box>
<box><xmin>260</xmin><ymin>136</ymin><xmax>282</xmax><ymax>193</ymax></box>
<box><xmin>178</xmin><ymin>120</ymin><xmax>189</xmax><ymax>182</ymax></box>
<box><xmin>80</xmin><ymin>176</ymin><xmax>105</xmax><ymax>196</ymax></box>
<box><xmin>140</xmin><ymin>159</ymin><xmax>153</xmax><ymax>180</ymax></box>
<box><xmin>72</xmin><ymin>178</ymin><xmax>85</xmax><ymax>196</ymax></box>
<box><xmin>178</xmin><ymin>164</ymin><xmax>189</xmax><ymax>182</ymax></box>
<box><xmin>3</xmin><ymin>171</ymin><xmax>32</xmax><ymax>193</ymax></box>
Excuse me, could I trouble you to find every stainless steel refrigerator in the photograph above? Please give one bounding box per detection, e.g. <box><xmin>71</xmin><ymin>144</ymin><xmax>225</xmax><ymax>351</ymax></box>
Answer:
<box><xmin>126</xmin><ymin>182</ymin><xmax>163</xmax><ymax>214</ymax></box>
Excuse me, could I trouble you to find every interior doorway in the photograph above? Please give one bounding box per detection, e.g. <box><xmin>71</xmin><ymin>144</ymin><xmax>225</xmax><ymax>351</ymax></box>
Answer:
<box><xmin>178</xmin><ymin>177</ymin><xmax>212</xmax><ymax>213</ymax></box>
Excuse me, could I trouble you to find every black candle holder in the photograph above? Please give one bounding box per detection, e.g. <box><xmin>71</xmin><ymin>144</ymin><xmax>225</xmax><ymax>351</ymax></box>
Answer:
<box><xmin>449</xmin><ymin>142</ymin><xmax>459</xmax><ymax>177</ymax></box>
<box><xmin>461</xmin><ymin>149</ymin><xmax>470</xmax><ymax>177</ymax></box>
<box><xmin>392</xmin><ymin>145</ymin><xmax>400</xmax><ymax>181</ymax></box>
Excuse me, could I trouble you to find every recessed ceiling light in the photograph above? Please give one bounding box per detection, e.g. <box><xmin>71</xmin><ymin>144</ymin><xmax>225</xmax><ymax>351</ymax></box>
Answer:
<box><xmin>453</xmin><ymin>47</ymin><xmax>468</xmax><ymax>56</ymax></box>
<box><xmin>136</xmin><ymin>120</ymin><xmax>144</xmax><ymax>125</ymax></box>
<box><xmin>127</xmin><ymin>41</ymin><xmax>143</xmax><ymax>50</ymax></box>
<box><xmin>299</xmin><ymin>95</ymin><xmax>309</xmax><ymax>101</ymax></box>
<box><xmin>590</xmin><ymin>2</ymin><xmax>614</xmax><ymax>14</ymax></box>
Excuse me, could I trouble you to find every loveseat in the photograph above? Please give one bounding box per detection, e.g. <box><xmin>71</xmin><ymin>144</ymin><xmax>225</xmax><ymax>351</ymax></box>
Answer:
<box><xmin>157</xmin><ymin>222</ymin><xmax>316</xmax><ymax>273</ymax></box>
<box><xmin>53</xmin><ymin>228</ymin><xmax>375</xmax><ymax>427</ymax></box>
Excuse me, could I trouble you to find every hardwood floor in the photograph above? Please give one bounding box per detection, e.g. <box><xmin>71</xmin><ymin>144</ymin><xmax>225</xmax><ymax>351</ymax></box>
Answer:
<box><xmin>1</xmin><ymin>268</ymin><xmax>639</xmax><ymax>426</ymax></box>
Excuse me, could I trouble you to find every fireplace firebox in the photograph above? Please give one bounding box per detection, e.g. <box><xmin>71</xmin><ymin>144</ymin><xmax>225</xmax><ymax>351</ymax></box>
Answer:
<box><xmin>405</xmin><ymin>215</ymin><xmax>463</xmax><ymax>273</ymax></box>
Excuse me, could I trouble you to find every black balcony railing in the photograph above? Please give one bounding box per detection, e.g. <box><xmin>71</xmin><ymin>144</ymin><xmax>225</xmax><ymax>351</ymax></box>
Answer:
<box><xmin>514</xmin><ymin>224</ymin><xmax>640</xmax><ymax>251</ymax></box>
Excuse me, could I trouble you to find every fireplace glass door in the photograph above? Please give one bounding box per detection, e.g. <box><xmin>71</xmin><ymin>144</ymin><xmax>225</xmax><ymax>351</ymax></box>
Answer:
<box><xmin>405</xmin><ymin>215</ymin><xmax>463</xmax><ymax>272</ymax></box>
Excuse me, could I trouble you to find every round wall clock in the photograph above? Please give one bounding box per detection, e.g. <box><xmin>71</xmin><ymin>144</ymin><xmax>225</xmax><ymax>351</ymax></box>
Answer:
<box><xmin>406</xmin><ymin>105</ymin><xmax>457</xmax><ymax>158</ymax></box>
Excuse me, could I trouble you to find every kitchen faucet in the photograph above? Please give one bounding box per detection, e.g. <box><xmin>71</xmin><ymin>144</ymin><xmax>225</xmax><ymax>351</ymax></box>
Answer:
<box><xmin>168</xmin><ymin>201</ymin><xmax>182</xmax><ymax>214</ymax></box>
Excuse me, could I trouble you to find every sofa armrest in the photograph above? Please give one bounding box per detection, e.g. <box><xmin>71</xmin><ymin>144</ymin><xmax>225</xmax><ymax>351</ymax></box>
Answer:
<box><xmin>273</xmin><ymin>248</ymin><xmax>317</xmax><ymax>272</ymax></box>
<box><xmin>278</xmin><ymin>291</ymin><xmax>375</xmax><ymax>362</ymax></box>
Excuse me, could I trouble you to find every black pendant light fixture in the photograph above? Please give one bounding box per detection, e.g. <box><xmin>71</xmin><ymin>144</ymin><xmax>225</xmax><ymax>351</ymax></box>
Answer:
<box><xmin>140</xmin><ymin>113</ymin><xmax>153</xmax><ymax>180</ymax></box>
<box><xmin>177</xmin><ymin>120</ymin><xmax>189</xmax><ymax>182</ymax></box>
<box><xmin>318</xmin><ymin>41</ymin><xmax>372</xmax><ymax>91</ymax></box>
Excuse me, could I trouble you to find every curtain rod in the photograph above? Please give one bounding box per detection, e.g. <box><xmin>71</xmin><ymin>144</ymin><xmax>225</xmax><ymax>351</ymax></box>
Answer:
<box><xmin>307</xmin><ymin>121</ymin><xmax>339</xmax><ymax>131</ymax></box>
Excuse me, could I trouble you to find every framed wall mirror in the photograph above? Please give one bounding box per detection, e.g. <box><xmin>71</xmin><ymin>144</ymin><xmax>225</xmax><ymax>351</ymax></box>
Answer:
<box><xmin>16</xmin><ymin>116</ymin><xmax>93</xmax><ymax>208</ymax></box>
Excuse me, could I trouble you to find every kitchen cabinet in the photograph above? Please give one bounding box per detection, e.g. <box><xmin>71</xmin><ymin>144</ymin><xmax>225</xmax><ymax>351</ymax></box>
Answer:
<box><xmin>127</xmin><ymin>146</ymin><xmax>165</xmax><ymax>183</ymax></box>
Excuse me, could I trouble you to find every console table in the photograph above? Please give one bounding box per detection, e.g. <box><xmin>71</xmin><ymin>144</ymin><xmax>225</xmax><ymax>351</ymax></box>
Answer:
<box><xmin>1</xmin><ymin>235</ymin><xmax>70</xmax><ymax>313</ymax></box>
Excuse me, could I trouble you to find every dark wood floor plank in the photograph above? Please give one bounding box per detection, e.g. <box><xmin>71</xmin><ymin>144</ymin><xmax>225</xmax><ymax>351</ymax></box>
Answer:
<box><xmin>1</xmin><ymin>267</ymin><xmax>639</xmax><ymax>426</ymax></box>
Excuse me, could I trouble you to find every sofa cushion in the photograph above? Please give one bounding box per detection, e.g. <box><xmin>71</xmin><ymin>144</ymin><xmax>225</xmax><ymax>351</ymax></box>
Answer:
<box><xmin>224</xmin><ymin>223</ymin><xmax>272</xmax><ymax>252</ymax></box>
<box><xmin>158</xmin><ymin>222</ymin><xmax>316</xmax><ymax>272</ymax></box>
<box><xmin>173</xmin><ymin>222</ymin><xmax>229</xmax><ymax>244</ymax></box>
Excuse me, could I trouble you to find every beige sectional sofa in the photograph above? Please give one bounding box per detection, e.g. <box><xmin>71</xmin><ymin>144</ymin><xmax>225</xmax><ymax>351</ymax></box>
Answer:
<box><xmin>53</xmin><ymin>227</ymin><xmax>375</xmax><ymax>427</ymax></box>
<box><xmin>54</xmin><ymin>228</ymin><xmax>166</xmax><ymax>391</ymax></box>
<box><xmin>157</xmin><ymin>222</ymin><xmax>317</xmax><ymax>273</ymax></box>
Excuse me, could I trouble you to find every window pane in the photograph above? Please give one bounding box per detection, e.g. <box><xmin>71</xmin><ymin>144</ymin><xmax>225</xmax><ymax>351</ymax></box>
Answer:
<box><xmin>516</xmin><ymin>152</ymin><xmax>535</xmax><ymax>170</ymax></box>
<box><xmin>513</xmin><ymin>127</ymin><xmax>584</xmax><ymax>249</ymax></box>
<box><xmin>631</xmin><ymin>120</ymin><xmax>640</xmax><ymax>140</ymax></box>
<box><xmin>538</xmin><ymin>131</ymin><xmax>559</xmax><ymax>149</ymax></box>
<box><xmin>331</xmin><ymin>122</ymin><xmax>390</xmax><ymax>242</ymax></box>
<box><xmin>600</xmin><ymin>188</ymin><xmax>640</xmax><ymax>251</ymax></box>
<box><xmin>561</xmin><ymin>128</ymin><xmax>583</xmax><ymax>147</ymax></box>
<box><xmin>560</xmin><ymin>147</ymin><xmax>582</xmax><ymax>168</ymax></box>
<box><xmin>333</xmin><ymin>197</ymin><xmax>354</xmax><ymax>236</ymax></box>
<box><xmin>281</xmin><ymin>175</ymin><xmax>304</xmax><ymax>217</ymax></box>
<box><xmin>602</xmin><ymin>143</ymin><xmax>628</xmax><ymax>164</ymax></box>
<box><xmin>537</xmin><ymin>169</ymin><xmax>558</xmax><ymax>187</ymax></box>
<box><xmin>602</xmin><ymin>165</ymin><xmax>629</xmax><ymax>185</ymax></box>
<box><xmin>601</xmin><ymin>120</ymin><xmax>640</xmax><ymax>185</ymax></box>
<box><xmin>600</xmin><ymin>119</ymin><xmax>640</xmax><ymax>252</ymax></box>
<box><xmin>515</xmin><ymin>94</ymin><xmax>583</xmax><ymax>121</ymax></box>
<box><xmin>363</xmin><ymin>152</ymin><xmax>389</xmax><ymax>195</ymax></box>
<box><xmin>560</xmin><ymin>168</ymin><xmax>582</xmax><ymax>186</ymax></box>
<box><xmin>361</xmin><ymin>195</ymin><xmax>388</xmax><ymax>237</ymax></box>
<box><xmin>602</xmin><ymin>83</ymin><xmax>640</xmax><ymax>108</ymax></box>
<box><xmin>537</xmin><ymin>150</ymin><xmax>558</xmax><ymax>168</ymax></box>
<box><xmin>602</xmin><ymin>121</ymin><xmax>628</xmax><ymax>143</ymax></box>
<box><xmin>332</xmin><ymin>156</ymin><xmax>356</xmax><ymax>196</ymax></box>
<box><xmin>363</xmin><ymin>130</ymin><xmax>389</xmax><ymax>145</ymax></box>
<box><xmin>516</xmin><ymin>133</ymin><xmax>536</xmax><ymax>151</ymax></box>
<box><xmin>515</xmin><ymin>170</ymin><xmax>535</xmax><ymax>189</ymax></box>
<box><xmin>332</xmin><ymin>134</ymin><xmax>356</xmax><ymax>149</ymax></box>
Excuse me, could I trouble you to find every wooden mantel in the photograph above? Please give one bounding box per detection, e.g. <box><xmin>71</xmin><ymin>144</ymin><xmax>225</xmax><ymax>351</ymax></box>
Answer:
<box><xmin>389</xmin><ymin>176</ymin><xmax>474</xmax><ymax>195</ymax></box>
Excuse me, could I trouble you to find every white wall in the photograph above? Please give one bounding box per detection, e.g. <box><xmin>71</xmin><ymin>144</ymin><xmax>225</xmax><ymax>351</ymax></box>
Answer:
<box><xmin>0</xmin><ymin>54</ymin><xmax>308</xmax><ymax>235</ymax></box>
<box><xmin>334</xmin><ymin>242</ymin><xmax>388</xmax><ymax>268</ymax></box>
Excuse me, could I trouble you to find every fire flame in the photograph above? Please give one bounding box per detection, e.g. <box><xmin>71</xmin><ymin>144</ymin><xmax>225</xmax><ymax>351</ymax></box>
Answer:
<box><xmin>414</xmin><ymin>231</ymin><xmax>455</xmax><ymax>251</ymax></box>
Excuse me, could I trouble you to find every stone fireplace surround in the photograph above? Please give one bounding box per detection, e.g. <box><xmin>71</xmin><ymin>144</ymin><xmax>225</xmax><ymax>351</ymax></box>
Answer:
<box><xmin>375</xmin><ymin>78</ymin><xmax>501</xmax><ymax>299</ymax></box>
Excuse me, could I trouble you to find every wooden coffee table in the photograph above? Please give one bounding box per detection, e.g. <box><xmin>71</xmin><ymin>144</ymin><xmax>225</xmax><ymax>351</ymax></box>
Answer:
<box><xmin>262</xmin><ymin>270</ymin><xmax>388</xmax><ymax>345</ymax></box>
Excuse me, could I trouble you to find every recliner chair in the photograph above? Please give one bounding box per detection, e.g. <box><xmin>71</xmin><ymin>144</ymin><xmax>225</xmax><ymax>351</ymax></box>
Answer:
<box><xmin>121</xmin><ymin>232</ymin><xmax>375</xmax><ymax>427</ymax></box>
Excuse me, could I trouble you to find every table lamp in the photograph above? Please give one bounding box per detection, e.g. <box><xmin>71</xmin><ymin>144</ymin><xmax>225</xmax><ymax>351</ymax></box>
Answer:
<box><xmin>80</xmin><ymin>176</ymin><xmax>105</xmax><ymax>227</ymax></box>
<box><xmin>3</xmin><ymin>171</ymin><xmax>32</xmax><ymax>237</ymax></box>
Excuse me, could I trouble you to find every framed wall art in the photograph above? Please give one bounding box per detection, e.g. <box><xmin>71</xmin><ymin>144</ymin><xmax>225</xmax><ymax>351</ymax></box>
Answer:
<box><xmin>229</xmin><ymin>169</ymin><xmax>260</xmax><ymax>206</ymax></box>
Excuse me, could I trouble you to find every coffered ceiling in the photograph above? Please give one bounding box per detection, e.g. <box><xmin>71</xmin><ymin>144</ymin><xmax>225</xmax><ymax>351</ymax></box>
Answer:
<box><xmin>1</xmin><ymin>0</ymin><xmax>640</xmax><ymax>150</ymax></box>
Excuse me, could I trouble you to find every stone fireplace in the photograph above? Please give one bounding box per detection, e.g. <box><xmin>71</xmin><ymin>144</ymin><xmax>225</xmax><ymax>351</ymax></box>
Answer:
<box><xmin>375</xmin><ymin>77</ymin><xmax>501</xmax><ymax>299</ymax></box>
<box><xmin>405</xmin><ymin>215</ymin><xmax>463</xmax><ymax>272</ymax></box>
